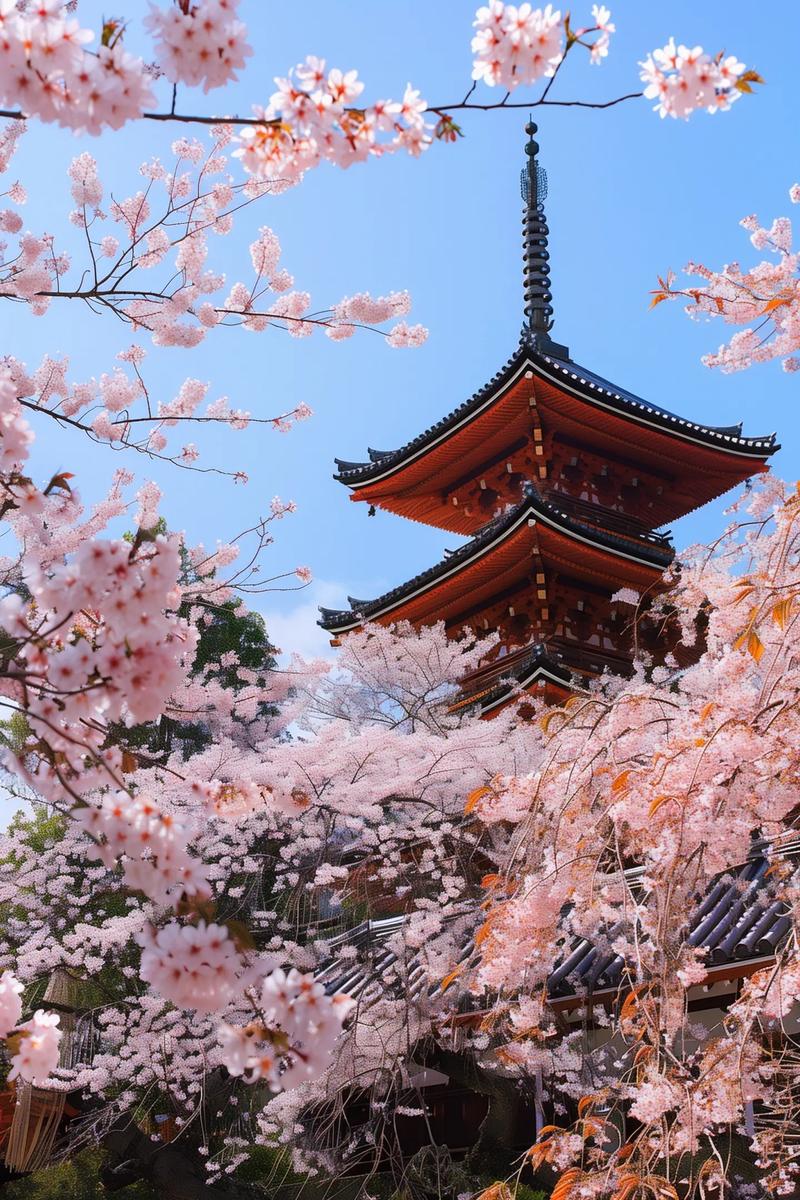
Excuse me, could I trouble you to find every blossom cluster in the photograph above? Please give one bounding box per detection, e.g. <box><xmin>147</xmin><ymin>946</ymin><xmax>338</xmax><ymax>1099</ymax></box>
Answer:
<box><xmin>0</xmin><ymin>973</ymin><xmax>61</xmax><ymax>1086</ymax></box>
<box><xmin>1</xmin><ymin>525</ymin><xmax>195</xmax><ymax>797</ymax></box>
<box><xmin>145</xmin><ymin>0</ymin><xmax>252</xmax><ymax>94</ymax></box>
<box><xmin>218</xmin><ymin>968</ymin><xmax>355</xmax><ymax>1091</ymax></box>
<box><xmin>466</xmin><ymin>479</ymin><xmax>800</xmax><ymax>1194</ymax></box>
<box><xmin>639</xmin><ymin>40</ymin><xmax>748</xmax><ymax>119</ymax></box>
<box><xmin>138</xmin><ymin>920</ymin><xmax>244</xmax><ymax>1014</ymax></box>
<box><xmin>233</xmin><ymin>56</ymin><xmax>432</xmax><ymax>186</ymax></box>
<box><xmin>0</xmin><ymin>141</ymin><xmax>427</xmax><ymax>375</ymax></box>
<box><xmin>0</xmin><ymin>970</ymin><xmax>23</xmax><ymax>1037</ymax></box>
<box><xmin>472</xmin><ymin>3</ymin><xmax>565</xmax><ymax>88</ymax></box>
<box><xmin>0</xmin><ymin>1</ymin><xmax>154</xmax><ymax>134</ymax></box>
<box><xmin>8</xmin><ymin>1010</ymin><xmax>62</xmax><ymax>1084</ymax></box>
<box><xmin>660</xmin><ymin>184</ymin><xmax>800</xmax><ymax>373</ymax></box>
<box><xmin>0</xmin><ymin>372</ymin><xmax>198</xmax><ymax>799</ymax></box>
<box><xmin>74</xmin><ymin>791</ymin><xmax>210</xmax><ymax>904</ymax></box>
<box><xmin>471</xmin><ymin>4</ymin><xmax>614</xmax><ymax>90</ymax></box>
<box><xmin>326</xmin><ymin>289</ymin><xmax>428</xmax><ymax>346</ymax></box>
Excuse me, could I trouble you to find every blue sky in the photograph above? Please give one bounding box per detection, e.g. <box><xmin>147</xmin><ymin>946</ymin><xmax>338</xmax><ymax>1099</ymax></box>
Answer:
<box><xmin>6</xmin><ymin>0</ymin><xmax>799</xmax><ymax>661</ymax></box>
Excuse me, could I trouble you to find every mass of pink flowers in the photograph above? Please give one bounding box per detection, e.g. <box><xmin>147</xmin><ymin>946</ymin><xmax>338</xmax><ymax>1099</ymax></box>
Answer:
<box><xmin>639</xmin><ymin>39</ymin><xmax>750</xmax><ymax>119</ymax></box>
<box><xmin>656</xmin><ymin>183</ymin><xmax>800</xmax><ymax>373</ymax></box>
<box><xmin>145</xmin><ymin>0</ymin><xmax>252</xmax><ymax>94</ymax></box>
<box><xmin>471</xmin><ymin>3</ymin><xmax>616</xmax><ymax>89</ymax></box>
<box><xmin>234</xmin><ymin>56</ymin><xmax>433</xmax><ymax>184</ymax></box>
<box><xmin>0</xmin><ymin>130</ymin><xmax>426</xmax><ymax>475</ymax></box>
<box><xmin>0</xmin><ymin>0</ymin><xmax>155</xmax><ymax>133</ymax></box>
<box><xmin>218</xmin><ymin>969</ymin><xmax>356</xmax><ymax>1091</ymax></box>
<box><xmin>465</xmin><ymin>480</ymin><xmax>800</xmax><ymax>1197</ymax></box>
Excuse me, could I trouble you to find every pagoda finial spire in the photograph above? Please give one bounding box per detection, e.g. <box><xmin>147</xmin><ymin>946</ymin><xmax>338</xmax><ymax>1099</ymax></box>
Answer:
<box><xmin>520</xmin><ymin>121</ymin><xmax>569</xmax><ymax>359</ymax></box>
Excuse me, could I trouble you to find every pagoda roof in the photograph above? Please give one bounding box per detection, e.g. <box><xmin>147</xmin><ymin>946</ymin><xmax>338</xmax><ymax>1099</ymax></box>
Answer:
<box><xmin>318</xmin><ymin>487</ymin><xmax>673</xmax><ymax>635</ymax></box>
<box><xmin>335</xmin><ymin>341</ymin><xmax>777</xmax><ymax>491</ymax></box>
<box><xmin>449</xmin><ymin>641</ymin><xmax>575</xmax><ymax>716</ymax></box>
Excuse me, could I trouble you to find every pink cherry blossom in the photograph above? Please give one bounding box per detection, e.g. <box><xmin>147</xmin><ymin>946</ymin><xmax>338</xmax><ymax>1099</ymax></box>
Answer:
<box><xmin>145</xmin><ymin>1</ymin><xmax>252</xmax><ymax>94</ymax></box>
<box><xmin>218</xmin><ymin>969</ymin><xmax>355</xmax><ymax>1091</ymax></box>
<box><xmin>9</xmin><ymin>1009</ymin><xmax>61</xmax><ymax>1084</ymax></box>
<box><xmin>472</xmin><ymin>3</ymin><xmax>565</xmax><ymax>90</ymax></box>
<box><xmin>0</xmin><ymin>970</ymin><xmax>23</xmax><ymax>1037</ymax></box>
<box><xmin>640</xmin><ymin>39</ymin><xmax>748</xmax><ymax>119</ymax></box>
<box><xmin>661</xmin><ymin>183</ymin><xmax>800</xmax><ymax>372</ymax></box>
<box><xmin>138</xmin><ymin>920</ymin><xmax>243</xmax><ymax>1013</ymax></box>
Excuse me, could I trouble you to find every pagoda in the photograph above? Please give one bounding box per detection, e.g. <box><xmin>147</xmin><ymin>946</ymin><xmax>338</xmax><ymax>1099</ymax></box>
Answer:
<box><xmin>320</xmin><ymin>124</ymin><xmax>777</xmax><ymax>714</ymax></box>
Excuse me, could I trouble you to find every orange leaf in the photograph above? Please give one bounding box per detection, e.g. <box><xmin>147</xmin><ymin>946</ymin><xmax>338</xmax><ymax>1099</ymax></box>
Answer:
<box><xmin>747</xmin><ymin>630</ymin><xmax>765</xmax><ymax>663</ymax></box>
<box><xmin>700</xmin><ymin>701</ymin><xmax>715</xmax><ymax>721</ymax></box>
<box><xmin>552</xmin><ymin>1168</ymin><xmax>583</xmax><ymax>1200</ymax></box>
<box><xmin>648</xmin><ymin>794</ymin><xmax>671</xmax><ymax>817</ymax></box>
<box><xmin>732</xmin><ymin>584</ymin><xmax>755</xmax><ymax>606</ymax></box>
<box><xmin>772</xmin><ymin>598</ymin><xmax>793</xmax><ymax>629</ymax></box>
<box><xmin>440</xmin><ymin>964</ymin><xmax>463</xmax><ymax>993</ymax></box>
<box><xmin>476</xmin><ymin>1185</ymin><xmax>513</xmax><ymax>1200</ymax></box>
<box><xmin>474</xmin><ymin>919</ymin><xmax>494</xmax><ymax>947</ymax></box>
<box><xmin>611</xmin><ymin>1178</ymin><xmax>641</xmax><ymax>1200</ymax></box>
<box><xmin>620</xmin><ymin>990</ymin><xmax>640</xmax><ymax>1022</ymax></box>
<box><xmin>465</xmin><ymin>785</ymin><xmax>491</xmax><ymax>814</ymax></box>
<box><xmin>649</xmin><ymin>292</ymin><xmax>668</xmax><ymax>310</ymax></box>
<box><xmin>535</xmin><ymin>1124</ymin><xmax>561</xmax><ymax>1138</ymax></box>
<box><xmin>763</xmin><ymin>295</ymin><xmax>790</xmax><ymax>313</ymax></box>
<box><xmin>612</xmin><ymin>769</ymin><xmax>632</xmax><ymax>794</ymax></box>
<box><xmin>581</xmin><ymin>1117</ymin><xmax>604</xmax><ymax>1138</ymax></box>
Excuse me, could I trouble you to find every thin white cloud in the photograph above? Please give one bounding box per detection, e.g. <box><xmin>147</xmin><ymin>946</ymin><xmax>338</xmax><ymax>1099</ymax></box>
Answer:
<box><xmin>259</xmin><ymin>579</ymin><xmax>346</xmax><ymax>664</ymax></box>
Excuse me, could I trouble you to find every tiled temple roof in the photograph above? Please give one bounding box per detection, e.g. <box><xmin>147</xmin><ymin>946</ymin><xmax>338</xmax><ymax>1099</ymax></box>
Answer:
<box><xmin>318</xmin><ymin>488</ymin><xmax>674</xmax><ymax>634</ymax></box>
<box><xmin>316</xmin><ymin>851</ymin><xmax>794</xmax><ymax>1005</ymax></box>
<box><xmin>452</xmin><ymin>642</ymin><xmax>574</xmax><ymax>716</ymax></box>
<box><xmin>334</xmin><ymin>342</ymin><xmax>778</xmax><ymax>490</ymax></box>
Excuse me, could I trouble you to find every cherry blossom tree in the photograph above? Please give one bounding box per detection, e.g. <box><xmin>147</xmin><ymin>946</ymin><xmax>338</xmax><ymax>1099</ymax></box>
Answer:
<box><xmin>0</xmin><ymin>618</ymin><xmax>533</xmax><ymax>1192</ymax></box>
<box><xmin>453</xmin><ymin>479</ymin><xmax>800</xmax><ymax>1200</ymax></box>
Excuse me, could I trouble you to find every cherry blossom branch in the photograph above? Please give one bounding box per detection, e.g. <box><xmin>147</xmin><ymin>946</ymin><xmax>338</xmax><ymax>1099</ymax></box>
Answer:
<box><xmin>0</xmin><ymin>92</ymin><xmax>645</xmax><ymax>127</ymax></box>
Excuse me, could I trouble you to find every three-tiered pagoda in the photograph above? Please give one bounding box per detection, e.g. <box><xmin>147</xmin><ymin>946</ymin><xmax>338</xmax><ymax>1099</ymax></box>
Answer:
<box><xmin>320</xmin><ymin>124</ymin><xmax>777</xmax><ymax>714</ymax></box>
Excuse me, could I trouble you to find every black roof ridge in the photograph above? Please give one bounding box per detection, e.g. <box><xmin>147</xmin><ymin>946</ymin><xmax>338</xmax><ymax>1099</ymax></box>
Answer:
<box><xmin>458</xmin><ymin>640</ymin><xmax>576</xmax><ymax>715</ymax></box>
<box><xmin>333</xmin><ymin>345</ymin><xmax>778</xmax><ymax>488</ymax></box>
<box><xmin>318</xmin><ymin>489</ymin><xmax>674</xmax><ymax>632</ymax></box>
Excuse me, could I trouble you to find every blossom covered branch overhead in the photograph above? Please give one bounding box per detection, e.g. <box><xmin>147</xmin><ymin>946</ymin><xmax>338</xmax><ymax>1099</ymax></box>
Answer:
<box><xmin>0</xmin><ymin>2</ymin><xmax>762</xmax><ymax>148</ymax></box>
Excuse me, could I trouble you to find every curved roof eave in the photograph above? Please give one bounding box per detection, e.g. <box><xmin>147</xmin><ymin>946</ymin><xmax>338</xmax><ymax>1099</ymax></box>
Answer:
<box><xmin>333</xmin><ymin>346</ymin><xmax>778</xmax><ymax>492</ymax></box>
<box><xmin>317</xmin><ymin>490</ymin><xmax>673</xmax><ymax>634</ymax></box>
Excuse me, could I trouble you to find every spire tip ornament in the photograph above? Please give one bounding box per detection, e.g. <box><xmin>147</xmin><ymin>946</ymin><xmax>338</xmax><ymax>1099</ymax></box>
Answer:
<box><xmin>520</xmin><ymin>122</ymin><xmax>569</xmax><ymax>359</ymax></box>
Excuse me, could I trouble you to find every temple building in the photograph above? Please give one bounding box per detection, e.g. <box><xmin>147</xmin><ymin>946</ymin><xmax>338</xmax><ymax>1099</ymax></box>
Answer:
<box><xmin>320</xmin><ymin>123</ymin><xmax>777</xmax><ymax>713</ymax></box>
